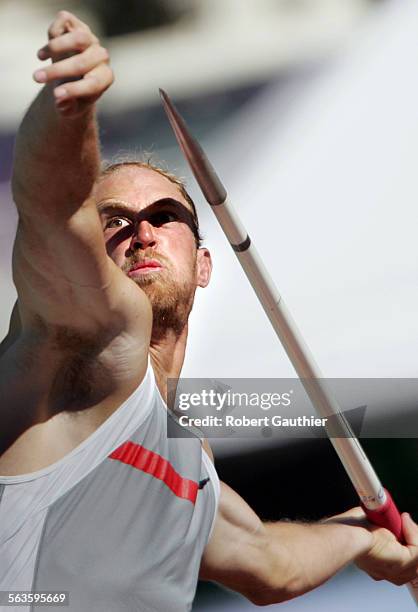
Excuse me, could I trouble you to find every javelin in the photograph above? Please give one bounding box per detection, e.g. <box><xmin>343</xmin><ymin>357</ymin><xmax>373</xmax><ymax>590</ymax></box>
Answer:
<box><xmin>159</xmin><ymin>88</ymin><xmax>418</xmax><ymax>605</ymax></box>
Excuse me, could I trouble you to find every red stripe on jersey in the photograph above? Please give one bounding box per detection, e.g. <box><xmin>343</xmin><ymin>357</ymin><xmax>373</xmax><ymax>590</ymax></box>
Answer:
<box><xmin>109</xmin><ymin>441</ymin><xmax>199</xmax><ymax>504</ymax></box>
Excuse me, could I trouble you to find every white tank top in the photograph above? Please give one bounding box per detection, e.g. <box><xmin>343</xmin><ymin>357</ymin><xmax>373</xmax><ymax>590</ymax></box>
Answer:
<box><xmin>0</xmin><ymin>362</ymin><xmax>220</xmax><ymax>611</ymax></box>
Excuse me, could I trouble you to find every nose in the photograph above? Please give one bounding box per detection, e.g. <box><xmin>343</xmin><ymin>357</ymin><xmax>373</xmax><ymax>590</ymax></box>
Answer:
<box><xmin>129</xmin><ymin>219</ymin><xmax>157</xmax><ymax>251</ymax></box>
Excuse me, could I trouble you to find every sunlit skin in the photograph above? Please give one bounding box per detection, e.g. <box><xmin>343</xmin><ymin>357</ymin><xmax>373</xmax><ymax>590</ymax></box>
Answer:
<box><xmin>93</xmin><ymin>166</ymin><xmax>212</xmax><ymax>380</ymax></box>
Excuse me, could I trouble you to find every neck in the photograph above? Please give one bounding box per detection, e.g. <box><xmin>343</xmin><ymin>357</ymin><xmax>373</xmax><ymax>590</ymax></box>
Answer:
<box><xmin>149</xmin><ymin>324</ymin><xmax>188</xmax><ymax>401</ymax></box>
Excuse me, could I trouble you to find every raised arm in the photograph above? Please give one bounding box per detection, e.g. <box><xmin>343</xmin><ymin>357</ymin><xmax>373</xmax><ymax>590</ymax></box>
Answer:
<box><xmin>11</xmin><ymin>11</ymin><xmax>150</xmax><ymax>340</ymax></box>
<box><xmin>12</xmin><ymin>11</ymin><xmax>108</xmax><ymax>222</ymax></box>
<box><xmin>200</xmin><ymin>482</ymin><xmax>418</xmax><ymax>605</ymax></box>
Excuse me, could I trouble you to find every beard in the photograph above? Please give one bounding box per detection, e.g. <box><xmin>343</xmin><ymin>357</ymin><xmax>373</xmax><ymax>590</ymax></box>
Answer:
<box><xmin>122</xmin><ymin>251</ymin><xmax>196</xmax><ymax>340</ymax></box>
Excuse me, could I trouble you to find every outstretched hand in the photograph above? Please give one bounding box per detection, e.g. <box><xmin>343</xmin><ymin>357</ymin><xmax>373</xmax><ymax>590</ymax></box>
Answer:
<box><xmin>33</xmin><ymin>10</ymin><xmax>113</xmax><ymax>117</ymax></box>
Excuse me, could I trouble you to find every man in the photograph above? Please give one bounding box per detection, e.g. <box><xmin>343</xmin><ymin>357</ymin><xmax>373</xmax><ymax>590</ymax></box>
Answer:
<box><xmin>0</xmin><ymin>10</ymin><xmax>417</xmax><ymax>611</ymax></box>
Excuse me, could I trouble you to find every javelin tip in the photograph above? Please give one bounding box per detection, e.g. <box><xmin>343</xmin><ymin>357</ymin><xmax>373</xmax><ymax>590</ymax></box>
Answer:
<box><xmin>159</xmin><ymin>89</ymin><xmax>227</xmax><ymax>206</ymax></box>
<box><xmin>159</xmin><ymin>88</ymin><xmax>168</xmax><ymax>101</ymax></box>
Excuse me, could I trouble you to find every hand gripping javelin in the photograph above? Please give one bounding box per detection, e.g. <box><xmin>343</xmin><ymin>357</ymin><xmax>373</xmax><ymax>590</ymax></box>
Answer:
<box><xmin>160</xmin><ymin>89</ymin><xmax>418</xmax><ymax>605</ymax></box>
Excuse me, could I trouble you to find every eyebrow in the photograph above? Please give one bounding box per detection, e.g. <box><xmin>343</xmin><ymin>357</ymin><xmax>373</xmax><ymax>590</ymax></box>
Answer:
<box><xmin>97</xmin><ymin>197</ymin><xmax>191</xmax><ymax>216</ymax></box>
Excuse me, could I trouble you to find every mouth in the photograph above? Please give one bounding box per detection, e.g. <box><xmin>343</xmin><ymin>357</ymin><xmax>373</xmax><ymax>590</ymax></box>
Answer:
<box><xmin>127</xmin><ymin>259</ymin><xmax>163</xmax><ymax>276</ymax></box>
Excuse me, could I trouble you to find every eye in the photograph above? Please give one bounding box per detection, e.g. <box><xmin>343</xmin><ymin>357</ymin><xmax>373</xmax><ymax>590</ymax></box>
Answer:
<box><xmin>149</xmin><ymin>211</ymin><xmax>178</xmax><ymax>226</ymax></box>
<box><xmin>105</xmin><ymin>217</ymin><xmax>131</xmax><ymax>230</ymax></box>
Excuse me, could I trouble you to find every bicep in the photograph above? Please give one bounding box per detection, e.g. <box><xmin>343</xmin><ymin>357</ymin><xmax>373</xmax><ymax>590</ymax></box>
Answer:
<box><xmin>13</xmin><ymin>203</ymin><xmax>151</xmax><ymax>337</ymax></box>
<box><xmin>200</xmin><ymin>482</ymin><xmax>268</xmax><ymax>598</ymax></box>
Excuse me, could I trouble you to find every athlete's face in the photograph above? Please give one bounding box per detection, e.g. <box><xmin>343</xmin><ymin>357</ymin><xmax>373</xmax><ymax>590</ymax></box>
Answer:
<box><xmin>95</xmin><ymin>166</ymin><xmax>211</xmax><ymax>335</ymax></box>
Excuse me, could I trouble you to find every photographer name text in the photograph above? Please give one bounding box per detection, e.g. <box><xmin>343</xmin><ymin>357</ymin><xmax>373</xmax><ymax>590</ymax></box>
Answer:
<box><xmin>178</xmin><ymin>415</ymin><xmax>328</xmax><ymax>428</ymax></box>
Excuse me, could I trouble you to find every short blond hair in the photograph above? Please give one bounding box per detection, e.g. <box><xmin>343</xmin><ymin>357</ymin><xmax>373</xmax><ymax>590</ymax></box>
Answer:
<box><xmin>100</xmin><ymin>156</ymin><xmax>202</xmax><ymax>247</ymax></box>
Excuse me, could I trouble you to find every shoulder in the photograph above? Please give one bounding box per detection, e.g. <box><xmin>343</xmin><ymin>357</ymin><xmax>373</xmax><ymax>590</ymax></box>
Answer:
<box><xmin>202</xmin><ymin>438</ymin><xmax>214</xmax><ymax>462</ymax></box>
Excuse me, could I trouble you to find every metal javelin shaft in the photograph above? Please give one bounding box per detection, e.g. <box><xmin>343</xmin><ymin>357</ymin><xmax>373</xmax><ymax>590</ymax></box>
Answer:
<box><xmin>160</xmin><ymin>89</ymin><xmax>418</xmax><ymax>603</ymax></box>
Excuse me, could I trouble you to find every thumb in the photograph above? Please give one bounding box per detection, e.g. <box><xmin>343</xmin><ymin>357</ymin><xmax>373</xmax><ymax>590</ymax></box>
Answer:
<box><xmin>402</xmin><ymin>513</ymin><xmax>418</xmax><ymax>547</ymax></box>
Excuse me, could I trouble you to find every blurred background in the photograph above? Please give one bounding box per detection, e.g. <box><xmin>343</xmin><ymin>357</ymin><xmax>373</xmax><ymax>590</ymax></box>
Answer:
<box><xmin>1</xmin><ymin>0</ymin><xmax>417</xmax><ymax>609</ymax></box>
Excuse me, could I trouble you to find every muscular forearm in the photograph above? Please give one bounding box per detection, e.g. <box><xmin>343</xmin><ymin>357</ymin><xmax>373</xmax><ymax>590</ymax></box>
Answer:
<box><xmin>202</xmin><ymin>484</ymin><xmax>374</xmax><ymax>605</ymax></box>
<box><xmin>12</xmin><ymin>84</ymin><xmax>100</xmax><ymax>218</ymax></box>
<box><xmin>203</xmin><ymin>483</ymin><xmax>418</xmax><ymax>605</ymax></box>
<box><xmin>254</xmin><ymin>519</ymin><xmax>373</xmax><ymax>604</ymax></box>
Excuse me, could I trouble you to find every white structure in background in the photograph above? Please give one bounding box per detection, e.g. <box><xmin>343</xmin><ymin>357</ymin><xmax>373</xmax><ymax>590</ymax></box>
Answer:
<box><xmin>0</xmin><ymin>0</ymin><xmax>372</xmax><ymax>127</ymax></box>
<box><xmin>182</xmin><ymin>0</ymin><xmax>418</xmax><ymax>384</ymax></box>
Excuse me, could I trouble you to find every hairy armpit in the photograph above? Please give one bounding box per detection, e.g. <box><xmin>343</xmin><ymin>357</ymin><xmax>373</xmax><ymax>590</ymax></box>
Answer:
<box><xmin>47</xmin><ymin>324</ymin><xmax>118</xmax><ymax>413</ymax></box>
<box><xmin>0</xmin><ymin>319</ymin><xmax>143</xmax><ymax>462</ymax></box>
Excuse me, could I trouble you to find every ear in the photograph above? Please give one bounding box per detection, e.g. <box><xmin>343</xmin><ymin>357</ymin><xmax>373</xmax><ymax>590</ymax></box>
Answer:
<box><xmin>196</xmin><ymin>248</ymin><xmax>212</xmax><ymax>288</ymax></box>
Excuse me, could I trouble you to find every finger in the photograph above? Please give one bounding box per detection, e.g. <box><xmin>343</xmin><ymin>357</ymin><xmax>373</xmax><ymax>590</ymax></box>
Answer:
<box><xmin>53</xmin><ymin>64</ymin><xmax>114</xmax><ymax>102</ymax></box>
<box><xmin>48</xmin><ymin>10</ymin><xmax>90</xmax><ymax>40</ymax></box>
<box><xmin>402</xmin><ymin>513</ymin><xmax>418</xmax><ymax>547</ymax></box>
<box><xmin>33</xmin><ymin>44</ymin><xmax>109</xmax><ymax>84</ymax></box>
<box><xmin>37</xmin><ymin>30</ymin><xmax>98</xmax><ymax>61</ymax></box>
